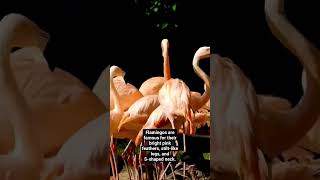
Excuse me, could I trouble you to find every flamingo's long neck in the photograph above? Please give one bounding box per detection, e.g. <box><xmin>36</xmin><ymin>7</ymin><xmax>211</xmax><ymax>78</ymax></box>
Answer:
<box><xmin>0</xmin><ymin>14</ymin><xmax>42</xmax><ymax>171</ymax></box>
<box><xmin>164</xmin><ymin>56</ymin><xmax>171</xmax><ymax>80</ymax></box>
<box><xmin>110</xmin><ymin>73</ymin><xmax>122</xmax><ymax>112</ymax></box>
<box><xmin>163</xmin><ymin>45</ymin><xmax>171</xmax><ymax>80</ymax></box>
<box><xmin>192</xmin><ymin>52</ymin><xmax>210</xmax><ymax>109</ymax></box>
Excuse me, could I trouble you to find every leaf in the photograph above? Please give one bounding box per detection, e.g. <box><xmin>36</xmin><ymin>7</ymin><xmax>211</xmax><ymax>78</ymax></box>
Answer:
<box><xmin>161</xmin><ymin>23</ymin><xmax>169</xmax><ymax>29</ymax></box>
<box><xmin>203</xmin><ymin>153</ymin><xmax>210</xmax><ymax>160</ymax></box>
<box><xmin>176</xmin><ymin>152</ymin><xmax>183</xmax><ymax>160</ymax></box>
<box><xmin>172</xmin><ymin>4</ymin><xmax>177</xmax><ymax>12</ymax></box>
<box><xmin>153</xmin><ymin>7</ymin><xmax>158</xmax><ymax>12</ymax></box>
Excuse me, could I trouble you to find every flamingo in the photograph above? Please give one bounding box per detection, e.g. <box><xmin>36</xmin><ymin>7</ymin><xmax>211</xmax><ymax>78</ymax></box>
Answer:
<box><xmin>213</xmin><ymin>0</ymin><xmax>320</xmax><ymax>178</ymax></box>
<box><xmin>41</xmin><ymin>65</ymin><xmax>138</xmax><ymax>180</ymax></box>
<box><xmin>112</xmin><ymin>76</ymin><xmax>143</xmax><ymax>111</ymax></box>
<box><xmin>108</xmin><ymin>65</ymin><xmax>127</xmax><ymax>180</ymax></box>
<box><xmin>139</xmin><ymin>39</ymin><xmax>171</xmax><ymax>96</ymax></box>
<box><xmin>255</xmin><ymin>0</ymin><xmax>320</xmax><ymax>158</ymax></box>
<box><xmin>93</xmin><ymin>66</ymin><xmax>143</xmax><ymax>111</ymax></box>
<box><xmin>212</xmin><ymin>54</ymin><xmax>268</xmax><ymax>180</ymax></box>
<box><xmin>0</xmin><ymin>13</ymin><xmax>42</xmax><ymax>180</ymax></box>
<box><xmin>109</xmin><ymin>65</ymin><xmax>128</xmax><ymax>138</ymax></box>
<box><xmin>0</xmin><ymin>13</ymin><xmax>106</xmax><ymax>157</ymax></box>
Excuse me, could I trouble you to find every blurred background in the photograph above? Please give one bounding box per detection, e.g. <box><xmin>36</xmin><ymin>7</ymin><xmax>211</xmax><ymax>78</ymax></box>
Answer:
<box><xmin>0</xmin><ymin>0</ymin><xmax>211</xmax><ymax>95</ymax></box>
<box><xmin>0</xmin><ymin>0</ymin><xmax>319</xmax><ymax>104</ymax></box>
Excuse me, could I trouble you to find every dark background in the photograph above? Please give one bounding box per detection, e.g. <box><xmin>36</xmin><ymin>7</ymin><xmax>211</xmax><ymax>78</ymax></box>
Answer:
<box><xmin>1</xmin><ymin>0</ymin><xmax>319</xmax><ymax>105</ymax></box>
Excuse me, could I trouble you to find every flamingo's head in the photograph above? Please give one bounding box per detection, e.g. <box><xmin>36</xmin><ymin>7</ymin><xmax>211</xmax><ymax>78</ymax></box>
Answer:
<box><xmin>161</xmin><ymin>39</ymin><xmax>169</xmax><ymax>57</ymax></box>
<box><xmin>110</xmin><ymin>65</ymin><xmax>125</xmax><ymax>78</ymax></box>
<box><xmin>194</xmin><ymin>46</ymin><xmax>210</xmax><ymax>60</ymax></box>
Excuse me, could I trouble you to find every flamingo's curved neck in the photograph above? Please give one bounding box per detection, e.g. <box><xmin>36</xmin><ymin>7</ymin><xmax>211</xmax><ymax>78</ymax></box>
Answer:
<box><xmin>192</xmin><ymin>52</ymin><xmax>210</xmax><ymax>109</ymax></box>
<box><xmin>0</xmin><ymin>14</ymin><xmax>42</xmax><ymax>163</ymax></box>
<box><xmin>258</xmin><ymin>9</ymin><xmax>320</xmax><ymax>157</ymax></box>
<box><xmin>256</xmin><ymin>73</ymin><xmax>320</xmax><ymax>157</ymax></box>
<box><xmin>110</xmin><ymin>74</ymin><xmax>122</xmax><ymax>112</ymax></box>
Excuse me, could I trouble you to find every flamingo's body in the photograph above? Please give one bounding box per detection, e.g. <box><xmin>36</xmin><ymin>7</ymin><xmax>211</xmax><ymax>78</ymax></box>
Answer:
<box><xmin>111</xmin><ymin>76</ymin><xmax>143</xmax><ymax>111</ymax></box>
<box><xmin>158</xmin><ymin>78</ymin><xmax>194</xmax><ymax>134</ymax></box>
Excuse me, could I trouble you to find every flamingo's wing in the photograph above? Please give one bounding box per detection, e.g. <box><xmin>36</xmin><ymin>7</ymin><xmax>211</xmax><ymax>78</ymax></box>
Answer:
<box><xmin>159</xmin><ymin>79</ymin><xmax>191</xmax><ymax>115</ymax></box>
<box><xmin>158</xmin><ymin>79</ymin><xmax>194</xmax><ymax>133</ymax></box>
<box><xmin>118</xmin><ymin>95</ymin><xmax>159</xmax><ymax>131</ymax></box>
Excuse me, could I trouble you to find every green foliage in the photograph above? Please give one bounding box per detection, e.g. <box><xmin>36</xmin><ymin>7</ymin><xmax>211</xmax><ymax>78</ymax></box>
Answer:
<box><xmin>116</xmin><ymin>140</ymin><xmax>128</xmax><ymax>156</ymax></box>
<box><xmin>202</xmin><ymin>153</ymin><xmax>210</xmax><ymax>160</ymax></box>
<box><xmin>136</xmin><ymin>0</ymin><xmax>179</xmax><ymax>34</ymax></box>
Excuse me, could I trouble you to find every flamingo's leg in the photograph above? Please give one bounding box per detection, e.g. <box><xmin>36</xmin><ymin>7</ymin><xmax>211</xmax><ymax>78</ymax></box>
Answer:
<box><xmin>110</xmin><ymin>136</ymin><xmax>119</xmax><ymax>180</ymax></box>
